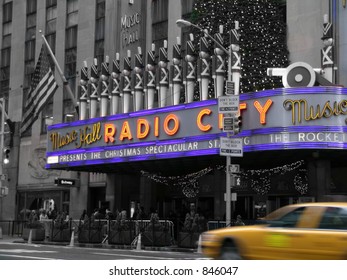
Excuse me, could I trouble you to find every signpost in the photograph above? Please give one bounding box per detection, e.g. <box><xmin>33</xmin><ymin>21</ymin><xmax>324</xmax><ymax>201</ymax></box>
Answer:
<box><xmin>178</xmin><ymin>19</ymin><xmax>242</xmax><ymax>227</ymax></box>
<box><xmin>0</xmin><ymin>98</ymin><xmax>7</xmax><ymax>232</ymax></box>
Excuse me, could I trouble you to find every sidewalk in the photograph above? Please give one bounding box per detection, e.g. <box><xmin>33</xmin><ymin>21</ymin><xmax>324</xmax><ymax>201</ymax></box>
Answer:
<box><xmin>0</xmin><ymin>235</ymin><xmax>197</xmax><ymax>253</ymax></box>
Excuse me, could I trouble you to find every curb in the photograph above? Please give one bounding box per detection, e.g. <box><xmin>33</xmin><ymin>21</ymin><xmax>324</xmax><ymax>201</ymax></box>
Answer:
<box><xmin>11</xmin><ymin>239</ymin><xmax>197</xmax><ymax>253</ymax></box>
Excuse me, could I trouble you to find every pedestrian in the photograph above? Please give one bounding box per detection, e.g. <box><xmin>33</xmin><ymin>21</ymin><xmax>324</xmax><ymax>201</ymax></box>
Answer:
<box><xmin>105</xmin><ymin>209</ymin><xmax>114</xmax><ymax>220</ymax></box>
<box><xmin>149</xmin><ymin>207</ymin><xmax>159</xmax><ymax>223</ymax></box>
<box><xmin>93</xmin><ymin>208</ymin><xmax>105</xmax><ymax>220</ymax></box>
<box><xmin>235</xmin><ymin>215</ymin><xmax>245</xmax><ymax>226</ymax></box>
<box><xmin>39</xmin><ymin>209</ymin><xmax>48</xmax><ymax>221</ymax></box>
<box><xmin>132</xmin><ymin>203</ymin><xmax>141</xmax><ymax>220</ymax></box>
<box><xmin>39</xmin><ymin>209</ymin><xmax>49</xmax><ymax>239</ymax></box>
<box><xmin>80</xmin><ymin>209</ymin><xmax>88</xmax><ymax>222</ymax></box>
<box><xmin>28</xmin><ymin>210</ymin><xmax>38</xmax><ymax>223</ymax></box>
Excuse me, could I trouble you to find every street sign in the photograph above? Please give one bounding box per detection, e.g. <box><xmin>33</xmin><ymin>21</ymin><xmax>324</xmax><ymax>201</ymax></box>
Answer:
<box><xmin>224</xmin><ymin>192</ymin><xmax>238</xmax><ymax>201</ymax></box>
<box><xmin>225</xmin><ymin>80</ymin><xmax>235</xmax><ymax>95</ymax></box>
<box><xmin>218</xmin><ymin>95</ymin><xmax>239</xmax><ymax>114</ymax></box>
<box><xmin>220</xmin><ymin>137</ymin><xmax>243</xmax><ymax>157</ymax></box>
<box><xmin>231</xmin><ymin>192</ymin><xmax>237</xmax><ymax>201</ymax></box>
<box><xmin>0</xmin><ymin>186</ymin><xmax>8</xmax><ymax>197</ymax></box>
<box><xmin>54</xmin><ymin>178</ymin><xmax>78</xmax><ymax>186</ymax></box>
<box><xmin>228</xmin><ymin>164</ymin><xmax>240</xmax><ymax>173</ymax></box>
<box><xmin>223</xmin><ymin>116</ymin><xmax>234</xmax><ymax>132</ymax></box>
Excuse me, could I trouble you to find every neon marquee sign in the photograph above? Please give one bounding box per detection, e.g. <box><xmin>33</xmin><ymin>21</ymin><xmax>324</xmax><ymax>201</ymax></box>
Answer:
<box><xmin>46</xmin><ymin>87</ymin><xmax>347</xmax><ymax>169</ymax></box>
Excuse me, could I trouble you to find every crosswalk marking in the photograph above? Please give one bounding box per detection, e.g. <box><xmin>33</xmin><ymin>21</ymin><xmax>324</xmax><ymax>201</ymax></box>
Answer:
<box><xmin>0</xmin><ymin>249</ymin><xmax>56</xmax><ymax>253</ymax></box>
<box><xmin>0</xmin><ymin>253</ymin><xmax>61</xmax><ymax>260</ymax></box>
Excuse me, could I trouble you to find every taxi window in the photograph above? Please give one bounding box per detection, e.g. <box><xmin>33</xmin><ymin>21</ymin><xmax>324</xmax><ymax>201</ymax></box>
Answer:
<box><xmin>268</xmin><ymin>207</ymin><xmax>305</xmax><ymax>228</ymax></box>
<box><xmin>318</xmin><ymin>207</ymin><xmax>347</xmax><ymax>230</ymax></box>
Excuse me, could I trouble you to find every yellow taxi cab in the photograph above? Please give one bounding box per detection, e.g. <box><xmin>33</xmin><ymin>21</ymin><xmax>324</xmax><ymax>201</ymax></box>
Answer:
<box><xmin>201</xmin><ymin>202</ymin><xmax>347</xmax><ymax>259</ymax></box>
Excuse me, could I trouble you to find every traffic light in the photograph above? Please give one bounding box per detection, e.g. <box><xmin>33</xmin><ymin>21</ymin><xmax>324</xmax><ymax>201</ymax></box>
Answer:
<box><xmin>3</xmin><ymin>148</ymin><xmax>10</xmax><ymax>164</ymax></box>
<box><xmin>5</xmin><ymin>118</ymin><xmax>15</xmax><ymax>147</ymax></box>
<box><xmin>233</xmin><ymin>114</ymin><xmax>242</xmax><ymax>134</ymax></box>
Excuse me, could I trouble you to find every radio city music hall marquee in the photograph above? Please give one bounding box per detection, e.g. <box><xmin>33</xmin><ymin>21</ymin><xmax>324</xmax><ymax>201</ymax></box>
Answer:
<box><xmin>46</xmin><ymin>87</ymin><xmax>347</xmax><ymax>169</ymax></box>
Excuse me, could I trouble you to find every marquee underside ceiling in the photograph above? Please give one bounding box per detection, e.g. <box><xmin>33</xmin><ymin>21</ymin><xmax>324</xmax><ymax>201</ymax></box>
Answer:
<box><xmin>50</xmin><ymin>149</ymin><xmax>347</xmax><ymax>176</ymax></box>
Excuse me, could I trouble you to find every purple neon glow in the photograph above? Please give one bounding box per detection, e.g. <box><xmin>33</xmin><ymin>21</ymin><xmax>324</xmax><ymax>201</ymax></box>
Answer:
<box><xmin>47</xmin><ymin>123</ymin><xmax>347</xmax><ymax>157</ymax></box>
<box><xmin>185</xmin><ymin>99</ymin><xmax>217</xmax><ymax>108</ymax></box>
<box><xmin>66</xmin><ymin>149</ymin><xmax>87</xmax><ymax>154</ymax></box>
<box><xmin>48</xmin><ymin>86</ymin><xmax>347</xmax><ymax>131</ymax></box>
<box><xmin>239</xmin><ymin>126</ymin><xmax>347</xmax><ymax>137</ymax></box>
<box><xmin>240</xmin><ymin>86</ymin><xmax>347</xmax><ymax>101</ymax></box>
<box><xmin>129</xmin><ymin>104</ymin><xmax>186</xmax><ymax>117</ymax></box>
<box><xmin>107</xmin><ymin>114</ymin><xmax>129</xmax><ymax>121</ymax></box>
<box><xmin>46</xmin><ymin>133</ymin><xmax>224</xmax><ymax>157</ymax></box>
<box><xmin>45</xmin><ymin>86</ymin><xmax>347</xmax><ymax>169</ymax></box>
<box><xmin>47</xmin><ymin>138</ymin><xmax>347</xmax><ymax>169</ymax></box>
<box><xmin>243</xmin><ymin>142</ymin><xmax>347</xmax><ymax>152</ymax></box>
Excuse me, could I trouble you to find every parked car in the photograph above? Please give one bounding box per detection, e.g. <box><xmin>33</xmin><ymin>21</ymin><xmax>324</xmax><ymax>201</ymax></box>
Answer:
<box><xmin>201</xmin><ymin>202</ymin><xmax>347</xmax><ymax>260</ymax></box>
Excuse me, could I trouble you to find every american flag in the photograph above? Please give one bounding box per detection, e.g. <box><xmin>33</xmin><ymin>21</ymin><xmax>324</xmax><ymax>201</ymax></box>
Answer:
<box><xmin>20</xmin><ymin>45</ymin><xmax>58</xmax><ymax>135</ymax></box>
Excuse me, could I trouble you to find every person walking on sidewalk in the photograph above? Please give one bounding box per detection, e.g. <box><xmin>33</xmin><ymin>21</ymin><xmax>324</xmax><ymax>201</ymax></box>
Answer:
<box><xmin>235</xmin><ymin>215</ymin><xmax>245</xmax><ymax>226</ymax></box>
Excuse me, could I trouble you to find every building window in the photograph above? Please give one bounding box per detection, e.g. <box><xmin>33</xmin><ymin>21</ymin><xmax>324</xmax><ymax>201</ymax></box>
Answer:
<box><xmin>65</xmin><ymin>0</ymin><xmax>78</xmax><ymax>78</ymax></box>
<box><xmin>21</xmin><ymin>0</ymin><xmax>37</xmax><ymax>135</ymax></box>
<box><xmin>27</xmin><ymin>0</ymin><xmax>37</xmax><ymax>14</ymax></box>
<box><xmin>180</xmin><ymin>0</ymin><xmax>194</xmax><ymax>57</ymax></box>
<box><xmin>65</xmin><ymin>47</ymin><xmax>77</xmax><ymax>78</ymax></box>
<box><xmin>64</xmin><ymin>0</ymin><xmax>78</xmax><ymax>122</ymax></box>
<box><xmin>45</xmin><ymin>0</ymin><xmax>57</xmax><ymax>53</ymax></box>
<box><xmin>95</xmin><ymin>0</ymin><xmax>105</xmax><ymax>66</ymax></box>
<box><xmin>66</xmin><ymin>0</ymin><xmax>78</xmax><ymax>27</ymax></box>
<box><xmin>181</xmin><ymin>0</ymin><xmax>193</xmax><ymax>16</ymax></box>
<box><xmin>63</xmin><ymin>98</ymin><xmax>75</xmax><ymax>123</ymax></box>
<box><xmin>41</xmin><ymin>100</ymin><xmax>53</xmax><ymax>133</ymax></box>
<box><xmin>151</xmin><ymin>0</ymin><xmax>168</xmax><ymax>55</ymax></box>
<box><xmin>41</xmin><ymin>0</ymin><xmax>57</xmax><ymax>133</ymax></box>
<box><xmin>0</xmin><ymin>1</ymin><xmax>13</xmax><ymax>98</ymax></box>
<box><xmin>46</xmin><ymin>0</ymin><xmax>57</xmax><ymax>7</ymax></box>
<box><xmin>24</xmin><ymin>0</ymin><xmax>37</xmax><ymax>87</ymax></box>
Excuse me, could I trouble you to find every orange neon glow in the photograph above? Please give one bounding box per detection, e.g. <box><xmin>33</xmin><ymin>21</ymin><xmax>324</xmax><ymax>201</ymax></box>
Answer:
<box><xmin>119</xmin><ymin>121</ymin><xmax>133</xmax><ymax>140</ymax></box>
<box><xmin>137</xmin><ymin>119</ymin><xmax>150</xmax><ymax>139</ymax></box>
<box><xmin>240</xmin><ymin>102</ymin><xmax>247</xmax><ymax>111</ymax></box>
<box><xmin>196</xmin><ymin>109</ymin><xmax>212</xmax><ymax>131</ymax></box>
<box><xmin>219</xmin><ymin>114</ymin><xmax>223</xmax><ymax>129</ymax></box>
<box><xmin>163</xmin><ymin>114</ymin><xmax>179</xmax><ymax>136</ymax></box>
<box><xmin>154</xmin><ymin>116</ymin><xmax>159</xmax><ymax>137</ymax></box>
<box><xmin>254</xmin><ymin>99</ymin><xmax>273</xmax><ymax>124</ymax></box>
<box><xmin>104</xmin><ymin>124</ymin><xmax>116</xmax><ymax>143</ymax></box>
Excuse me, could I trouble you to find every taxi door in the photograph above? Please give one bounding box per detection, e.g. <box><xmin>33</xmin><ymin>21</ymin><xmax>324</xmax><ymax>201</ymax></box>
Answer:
<box><xmin>305</xmin><ymin>206</ymin><xmax>347</xmax><ymax>259</ymax></box>
<box><xmin>252</xmin><ymin>206</ymin><xmax>323</xmax><ymax>259</ymax></box>
<box><xmin>262</xmin><ymin>206</ymin><xmax>347</xmax><ymax>259</ymax></box>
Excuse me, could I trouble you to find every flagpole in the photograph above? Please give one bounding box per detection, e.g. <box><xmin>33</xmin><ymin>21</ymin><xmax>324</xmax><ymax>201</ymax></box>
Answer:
<box><xmin>39</xmin><ymin>31</ymin><xmax>79</xmax><ymax>116</ymax></box>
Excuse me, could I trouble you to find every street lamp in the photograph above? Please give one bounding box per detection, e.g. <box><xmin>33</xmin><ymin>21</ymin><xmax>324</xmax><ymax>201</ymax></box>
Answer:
<box><xmin>176</xmin><ymin>19</ymin><xmax>240</xmax><ymax>226</ymax></box>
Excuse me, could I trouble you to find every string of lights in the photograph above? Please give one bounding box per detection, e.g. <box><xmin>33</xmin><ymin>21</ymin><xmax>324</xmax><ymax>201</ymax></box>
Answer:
<box><xmin>141</xmin><ymin>160</ymin><xmax>308</xmax><ymax>197</ymax></box>
<box><xmin>241</xmin><ymin>160</ymin><xmax>307</xmax><ymax>195</ymax></box>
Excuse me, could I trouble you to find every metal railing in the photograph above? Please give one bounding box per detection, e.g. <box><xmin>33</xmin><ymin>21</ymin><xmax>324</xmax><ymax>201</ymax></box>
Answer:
<box><xmin>3</xmin><ymin>219</ymin><xmax>259</xmax><ymax>248</ymax></box>
<box><xmin>0</xmin><ymin>220</ymin><xmax>27</xmax><ymax>236</ymax></box>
